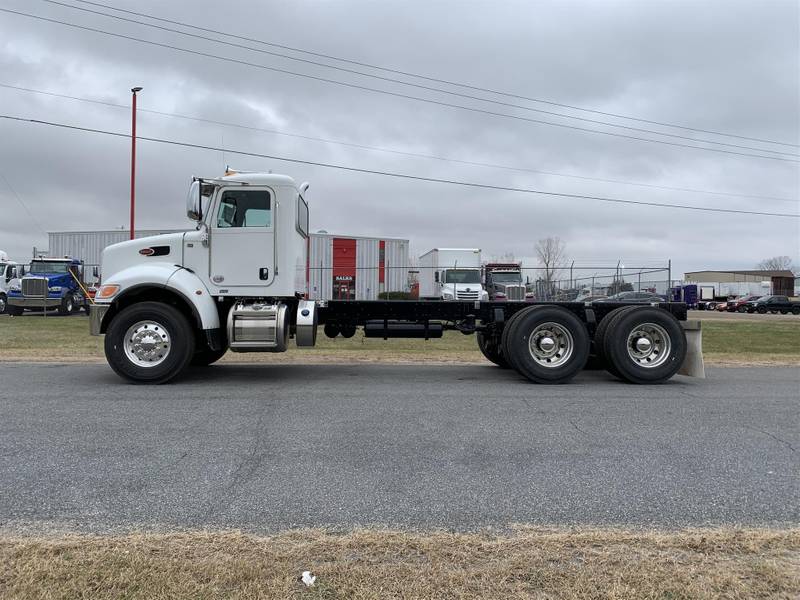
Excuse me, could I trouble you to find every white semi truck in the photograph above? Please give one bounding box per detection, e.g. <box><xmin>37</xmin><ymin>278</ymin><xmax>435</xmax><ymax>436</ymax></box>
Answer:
<box><xmin>89</xmin><ymin>171</ymin><xmax>703</xmax><ymax>385</ymax></box>
<box><xmin>0</xmin><ymin>250</ymin><xmax>21</xmax><ymax>314</ymax></box>
<box><xmin>418</xmin><ymin>248</ymin><xmax>488</xmax><ymax>301</ymax></box>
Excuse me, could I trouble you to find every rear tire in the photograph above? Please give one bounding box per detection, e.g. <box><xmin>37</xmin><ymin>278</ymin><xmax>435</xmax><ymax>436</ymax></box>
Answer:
<box><xmin>476</xmin><ymin>331</ymin><xmax>509</xmax><ymax>368</ymax></box>
<box><xmin>603</xmin><ymin>307</ymin><xmax>686</xmax><ymax>384</ymax></box>
<box><xmin>501</xmin><ymin>306</ymin><xmax>590</xmax><ymax>384</ymax></box>
<box><xmin>792</xmin><ymin>306</ymin><xmax>800</xmax><ymax>315</ymax></box>
<box><xmin>105</xmin><ymin>301</ymin><xmax>195</xmax><ymax>384</ymax></box>
<box><xmin>6</xmin><ymin>304</ymin><xmax>23</xmax><ymax>316</ymax></box>
<box><xmin>593</xmin><ymin>306</ymin><xmax>638</xmax><ymax>375</ymax></box>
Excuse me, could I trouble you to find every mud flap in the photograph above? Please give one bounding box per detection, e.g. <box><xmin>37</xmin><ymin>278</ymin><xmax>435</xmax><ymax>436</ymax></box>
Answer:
<box><xmin>678</xmin><ymin>320</ymin><xmax>705</xmax><ymax>378</ymax></box>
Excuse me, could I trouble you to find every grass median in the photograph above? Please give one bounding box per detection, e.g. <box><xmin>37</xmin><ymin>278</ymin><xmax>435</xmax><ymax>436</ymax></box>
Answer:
<box><xmin>1</xmin><ymin>313</ymin><xmax>798</xmax><ymax>366</ymax></box>
<box><xmin>2</xmin><ymin>527</ymin><xmax>798</xmax><ymax>599</ymax></box>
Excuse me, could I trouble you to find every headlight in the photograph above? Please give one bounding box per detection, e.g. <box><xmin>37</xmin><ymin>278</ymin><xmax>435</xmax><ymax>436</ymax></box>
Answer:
<box><xmin>480</xmin><ymin>290</ymin><xmax>489</xmax><ymax>300</ymax></box>
<box><xmin>48</xmin><ymin>286</ymin><xmax>62</xmax><ymax>292</ymax></box>
<box><xmin>9</xmin><ymin>283</ymin><xmax>20</xmax><ymax>292</ymax></box>
<box><xmin>442</xmin><ymin>292</ymin><xmax>454</xmax><ymax>299</ymax></box>
<box><xmin>96</xmin><ymin>284</ymin><xmax>121</xmax><ymax>300</ymax></box>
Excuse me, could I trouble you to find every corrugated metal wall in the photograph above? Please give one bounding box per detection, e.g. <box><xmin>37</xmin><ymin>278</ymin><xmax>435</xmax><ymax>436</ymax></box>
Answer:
<box><xmin>384</xmin><ymin>239</ymin><xmax>409</xmax><ymax>294</ymax></box>
<box><xmin>308</xmin><ymin>234</ymin><xmax>332</xmax><ymax>300</ymax></box>
<box><xmin>356</xmin><ymin>238</ymin><xmax>379</xmax><ymax>300</ymax></box>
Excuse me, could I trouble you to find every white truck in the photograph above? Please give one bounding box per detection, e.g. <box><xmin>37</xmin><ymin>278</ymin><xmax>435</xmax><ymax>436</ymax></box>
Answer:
<box><xmin>89</xmin><ymin>171</ymin><xmax>703</xmax><ymax>385</ymax></box>
<box><xmin>0</xmin><ymin>251</ymin><xmax>22</xmax><ymax>314</ymax></box>
<box><xmin>419</xmin><ymin>248</ymin><xmax>488</xmax><ymax>301</ymax></box>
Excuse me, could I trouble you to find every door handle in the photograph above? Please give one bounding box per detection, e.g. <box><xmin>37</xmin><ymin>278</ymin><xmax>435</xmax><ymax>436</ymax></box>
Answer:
<box><xmin>259</xmin><ymin>267</ymin><xmax>269</xmax><ymax>280</ymax></box>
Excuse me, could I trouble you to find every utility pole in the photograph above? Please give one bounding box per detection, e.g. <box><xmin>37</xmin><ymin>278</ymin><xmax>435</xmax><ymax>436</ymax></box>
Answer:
<box><xmin>129</xmin><ymin>86</ymin><xmax>143</xmax><ymax>240</ymax></box>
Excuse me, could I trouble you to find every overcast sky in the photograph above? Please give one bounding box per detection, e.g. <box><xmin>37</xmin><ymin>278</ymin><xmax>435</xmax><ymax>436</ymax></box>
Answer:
<box><xmin>0</xmin><ymin>0</ymin><xmax>798</xmax><ymax>278</ymax></box>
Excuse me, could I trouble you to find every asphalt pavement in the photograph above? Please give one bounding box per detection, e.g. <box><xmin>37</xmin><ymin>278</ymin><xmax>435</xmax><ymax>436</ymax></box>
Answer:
<box><xmin>0</xmin><ymin>363</ymin><xmax>797</xmax><ymax>533</ymax></box>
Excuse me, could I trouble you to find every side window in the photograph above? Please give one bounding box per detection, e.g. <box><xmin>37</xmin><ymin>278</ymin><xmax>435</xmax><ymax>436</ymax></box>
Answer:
<box><xmin>216</xmin><ymin>190</ymin><xmax>271</xmax><ymax>228</ymax></box>
<box><xmin>297</xmin><ymin>195</ymin><xmax>309</xmax><ymax>237</ymax></box>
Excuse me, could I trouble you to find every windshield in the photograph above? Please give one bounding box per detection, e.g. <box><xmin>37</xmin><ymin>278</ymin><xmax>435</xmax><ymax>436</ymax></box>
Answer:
<box><xmin>444</xmin><ymin>269</ymin><xmax>481</xmax><ymax>284</ymax></box>
<box><xmin>30</xmin><ymin>261</ymin><xmax>70</xmax><ymax>274</ymax></box>
<box><xmin>490</xmin><ymin>272</ymin><xmax>522</xmax><ymax>283</ymax></box>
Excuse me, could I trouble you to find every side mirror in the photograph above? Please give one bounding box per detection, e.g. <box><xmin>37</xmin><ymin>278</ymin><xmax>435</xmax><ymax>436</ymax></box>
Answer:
<box><xmin>434</xmin><ymin>271</ymin><xmax>439</xmax><ymax>283</ymax></box>
<box><xmin>92</xmin><ymin>266</ymin><xmax>99</xmax><ymax>279</ymax></box>
<box><xmin>186</xmin><ymin>180</ymin><xmax>202</xmax><ymax>221</ymax></box>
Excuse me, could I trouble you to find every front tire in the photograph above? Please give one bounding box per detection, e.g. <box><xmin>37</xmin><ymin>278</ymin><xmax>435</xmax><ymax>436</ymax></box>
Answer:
<box><xmin>58</xmin><ymin>294</ymin><xmax>75</xmax><ymax>315</ymax></box>
<box><xmin>105</xmin><ymin>301</ymin><xmax>195</xmax><ymax>384</ymax></box>
<box><xmin>0</xmin><ymin>293</ymin><xmax>6</xmax><ymax>314</ymax></box>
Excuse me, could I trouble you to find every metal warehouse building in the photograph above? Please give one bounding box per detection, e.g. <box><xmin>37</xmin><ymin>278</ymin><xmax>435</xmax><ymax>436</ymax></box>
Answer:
<box><xmin>684</xmin><ymin>270</ymin><xmax>796</xmax><ymax>296</ymax></box>
<box><xmin>308</xmin><ymin>233</ymin><xmax>409</xmax><ymax>301</ymax></box>
<box><xmin>48</xmin><ymin>230</ymin><xmax>410</xmax><ymax>300</ymax></box>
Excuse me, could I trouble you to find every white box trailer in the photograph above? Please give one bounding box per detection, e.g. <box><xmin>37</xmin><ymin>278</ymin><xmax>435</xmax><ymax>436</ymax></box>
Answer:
<box><xmin>418</xmin><ymin>248</ymin><xmax>486</xmax><ymax>300</ymax></box>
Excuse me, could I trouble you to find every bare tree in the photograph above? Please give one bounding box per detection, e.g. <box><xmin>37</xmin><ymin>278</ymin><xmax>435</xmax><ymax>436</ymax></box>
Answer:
<box><xmin>535</xmin><ymin>237</ymin><xmax>567</xmax><ymax>297</ymax></box>
<box><xmin>756</xmin><ymin>256</ymin><xmax>796</xmax><ymax>274</ymax></box>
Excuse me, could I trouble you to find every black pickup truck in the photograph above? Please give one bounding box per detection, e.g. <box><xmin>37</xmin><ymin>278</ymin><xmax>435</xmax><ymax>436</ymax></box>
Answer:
<box><xmin>744</xmin><ymin>295</ymin><xmax>800</xmax><ymax>314</ymax></box>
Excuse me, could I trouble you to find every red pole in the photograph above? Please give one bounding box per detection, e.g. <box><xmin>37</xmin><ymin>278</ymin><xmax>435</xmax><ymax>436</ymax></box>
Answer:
<box><xmin>129</xmin><ymin>87</ymin><xmax>142</xmax><ymax>240</ymax></box>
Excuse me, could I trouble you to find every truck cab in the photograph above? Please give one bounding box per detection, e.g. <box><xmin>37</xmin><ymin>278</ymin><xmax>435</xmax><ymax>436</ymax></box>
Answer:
<box><xmin>6</xmin><ymin>257</ymin><xmax>86</xmax><ymax>315</ymax></box>
<box><xmin>484</xmin><ymin>263</ymin><xmax>528</xmax><ymax>301</ymax></box>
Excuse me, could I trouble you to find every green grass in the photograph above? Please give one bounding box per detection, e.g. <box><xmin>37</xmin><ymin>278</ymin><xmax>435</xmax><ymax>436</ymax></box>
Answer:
<box><xmin>1</xmin><ymin>313</ymin><xmax>798</xmax><ymax>364</ymax></box>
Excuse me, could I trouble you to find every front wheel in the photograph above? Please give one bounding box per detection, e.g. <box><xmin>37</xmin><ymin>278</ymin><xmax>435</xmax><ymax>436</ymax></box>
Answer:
<box><xmin>58</xmin><ymin>294</ymin><xmax>75</xmax><ymax>315</ymax></box>
<box><xmin>104</xmin><ymin>301</ymin><xmax>195</xmax><ymax>384</ymax></box>
<box><xmin>0</xmin><ymin>294</ymin><xmax>6</xmax><ymax>314</ymax></box>
<box><xmin>757</xmin><ymin>306</ymin><xmax>767</xmax><ymax>314</ymax></box>
<box><xmin>792</xmin><ymin>306</ymin><xmax>800</xmax><ymax>315</ymax></box>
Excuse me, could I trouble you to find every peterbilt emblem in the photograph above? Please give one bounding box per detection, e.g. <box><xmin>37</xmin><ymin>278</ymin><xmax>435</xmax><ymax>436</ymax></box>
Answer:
<box><xmin>212</xmin><ymin>275</ymin><xmax>225</xmax><ymax>283</ymax></box>
<box><xmin>466</xmin><ymin>288</ymin><xmax>471</xmax><ymax>292</ymax></box>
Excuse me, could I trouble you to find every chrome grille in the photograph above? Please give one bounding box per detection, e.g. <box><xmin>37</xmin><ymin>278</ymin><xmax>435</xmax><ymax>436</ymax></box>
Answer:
<box><xmin>505</xmin><ymin>285</ymin><xmax>525</xmax><ymax>300</ymax></box>
<box><xmin>22</xmin><ymin>277</ymin><xmax>48</xmax><ymax>298</ymax></box>
<box><xmin>457</xmin><ymin>290</ymin><xmax>480</xmax><ymax>300</ymax></box>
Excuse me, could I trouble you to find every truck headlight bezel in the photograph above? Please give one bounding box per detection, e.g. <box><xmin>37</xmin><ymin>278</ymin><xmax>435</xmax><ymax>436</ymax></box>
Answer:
<box><xmin>96</xmin><ymin>284</ymin><xmax>121</xmax><ymax>300</ymax></box>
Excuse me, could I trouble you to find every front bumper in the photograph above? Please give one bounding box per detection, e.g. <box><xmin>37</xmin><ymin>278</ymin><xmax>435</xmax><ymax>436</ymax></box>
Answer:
<box><xmin>89</xmin><ymin>303</ymin><xmax>110</xmax><ymax>335</ymax></box>
<box><xmin>7</xmin><ymin>297</ymin><xmax>62</xmax><ymax>308</ymax></box>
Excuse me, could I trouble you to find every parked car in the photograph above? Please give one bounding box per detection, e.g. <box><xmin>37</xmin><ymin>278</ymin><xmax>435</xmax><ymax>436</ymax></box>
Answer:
<box><xmin>597</xmin><ymin>291</ymin><xmax>664</xmax><ymax>303</ymax></box>
<box><xmin>574</xmin><ymin>294</ymin><xmax>608</xmax><ymax>302</ymax></box>
<box><xmin>728</xmin><ymin>295</ymin><xmax>761</xmax><ymax>313</ymax></box>
<box><xmin>744</xmin><ymin>295</ymin><xmax>800</xmax><ymax>314</ymax></box>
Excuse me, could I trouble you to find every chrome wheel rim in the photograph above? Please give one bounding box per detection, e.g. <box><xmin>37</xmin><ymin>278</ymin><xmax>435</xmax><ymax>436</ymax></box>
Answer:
<box><xmin>123</xmin><ymin>320</ymin><xmax>171</xmax><ymax>367</ymax></box>
<box><xmin>0</xmin><ymin>296</ymin><xmax>5</xmax><ymax>312</ymax></box>
<box><xmin>527</xmin><ymin>322</ymin><xmax>574</xmax><ymax>368</ymax></box>
<box><xmin>626</xmin><ymin>322</ymin><xmax>670</xmax><ymax>368</ymax></box>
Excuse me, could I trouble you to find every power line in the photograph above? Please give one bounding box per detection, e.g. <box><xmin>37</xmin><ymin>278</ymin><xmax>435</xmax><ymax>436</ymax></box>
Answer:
<box><xmin>0</xmin><ymin>170</ymin><xmax>47</xmax><ymax>237</ymax></box>
<box><xmin>1</xmin><ymin>114</ymin><xmax>797</xmax><ymax>219</ymax></box>
<box><xmin>3</xmin><ymin>7</ymin><xmax>798</xmax><ymax>164</ymax></box>
<box><xmin>2</xmin><ymin>82</ymin><xmax>796</xmax><ymax>204</ymax></box>
<box><xmin>63</xmin><ymin>0</ymin><xmax>800</xmax><ymax>149</ymax></box>
<box><xmin>34</xmin><ymin>0</ymin><xmax>798</xmax><ymax>158</ymax></box>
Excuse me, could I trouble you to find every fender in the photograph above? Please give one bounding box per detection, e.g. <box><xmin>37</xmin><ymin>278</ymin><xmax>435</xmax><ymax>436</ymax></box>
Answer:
<box><xmin>165</xmin><ymin>267</ymin><xmax>220</xmax><ymax>330</ymax></box>
<box><xmin>101</xmin><ymin>263</ymin><xmax>220</xmax><ymax>330</ymax></box>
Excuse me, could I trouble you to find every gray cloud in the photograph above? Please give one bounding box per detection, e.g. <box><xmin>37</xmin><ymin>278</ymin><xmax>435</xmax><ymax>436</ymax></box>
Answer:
<box><xmin>0</xmin><ymin>0</ymin><xmax>797</xmax><ymax>276</ymax></box>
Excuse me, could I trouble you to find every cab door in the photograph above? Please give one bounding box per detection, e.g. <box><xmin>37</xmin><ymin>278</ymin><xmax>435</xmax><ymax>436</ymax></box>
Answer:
<box><xmin>209</xmin><ymin>187</ymin><xmax>275</xmax><ymax>292</ymax></box>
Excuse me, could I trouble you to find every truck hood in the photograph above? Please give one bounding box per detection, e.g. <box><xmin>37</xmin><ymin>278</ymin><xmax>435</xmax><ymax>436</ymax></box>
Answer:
<box><xmin>102</xmin><ymin>232</ymin><xmax>187</xmax><ymax>278</ymax></box>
